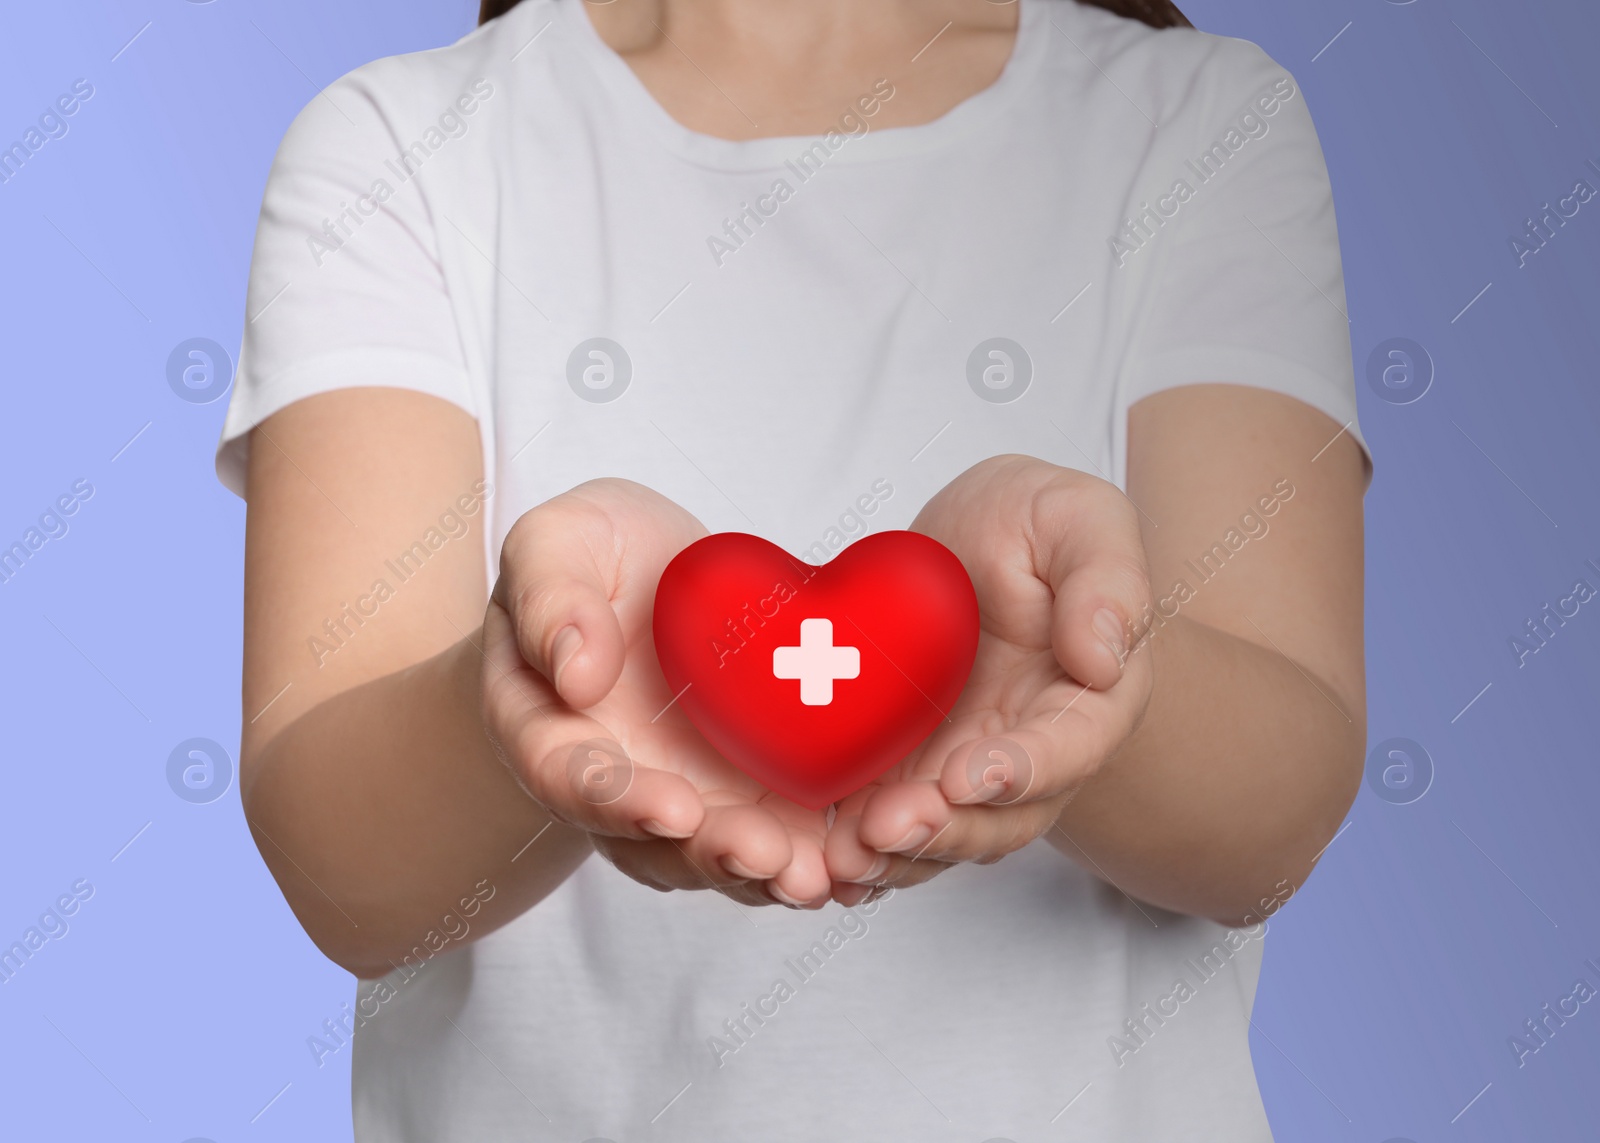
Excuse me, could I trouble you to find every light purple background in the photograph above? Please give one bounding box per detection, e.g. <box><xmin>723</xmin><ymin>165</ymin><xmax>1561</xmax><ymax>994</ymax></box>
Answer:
<box><xmin>2</xmin><ymin>0</ymin><xmax>1597</xmax><ymax>1139</ymax></box>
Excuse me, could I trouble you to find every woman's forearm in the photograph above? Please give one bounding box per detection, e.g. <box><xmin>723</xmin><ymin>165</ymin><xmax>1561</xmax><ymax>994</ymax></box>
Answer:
<box><xmin>1051</xmin><ymin>613</ymin><xmax>1364</xmax><ymax>925</ymax></box>
<box><xmin>242</xmin><ymin>633</ymin><xmax>590</xmax><ymax>978</ymax></box>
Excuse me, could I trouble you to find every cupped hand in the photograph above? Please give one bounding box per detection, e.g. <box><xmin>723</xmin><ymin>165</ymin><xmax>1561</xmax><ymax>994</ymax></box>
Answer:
<box><xmin>824</xmin><ymin>455</ymin><xmax>1155</xmax><ymax>903</ymax></box>
<box><xmin>479</xmin><ymin>479</ymin><xmax>832</xmax><ymax>908</ymax></box>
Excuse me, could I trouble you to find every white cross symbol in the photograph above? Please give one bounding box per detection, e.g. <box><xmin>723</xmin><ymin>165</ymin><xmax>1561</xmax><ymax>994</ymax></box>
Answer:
<box><xmin>772</xmin><ymin>618</ymin><xmax>860</xmax><ymax>706</ymax></box>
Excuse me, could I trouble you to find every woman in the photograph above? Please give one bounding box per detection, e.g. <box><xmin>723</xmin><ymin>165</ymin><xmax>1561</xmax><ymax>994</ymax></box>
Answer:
<box><xmin>219</xmin><ymin>0</ymin><xmax>1368</xmax><ymax>1138</ymax></box>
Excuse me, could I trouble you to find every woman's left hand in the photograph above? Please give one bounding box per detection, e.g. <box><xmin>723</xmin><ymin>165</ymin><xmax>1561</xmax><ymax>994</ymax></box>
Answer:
<box><xmin>824</xmin><ymin>455</ymin><xmax>1155</xmax><ymax>903</ymax></box>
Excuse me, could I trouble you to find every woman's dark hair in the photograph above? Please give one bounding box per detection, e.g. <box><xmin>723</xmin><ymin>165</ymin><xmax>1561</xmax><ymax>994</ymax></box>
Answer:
<box><xmin>479</xmin><ymin>0</ymin><xmax>1190</xmax><ymax>31</ymax></box>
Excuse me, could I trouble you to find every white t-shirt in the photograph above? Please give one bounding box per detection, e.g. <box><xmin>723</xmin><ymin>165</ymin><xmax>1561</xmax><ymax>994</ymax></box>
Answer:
<box><xmin>218</xmin><ymin>0</ymin><xmax>1364</xmax><ymax>1139</ymax></box>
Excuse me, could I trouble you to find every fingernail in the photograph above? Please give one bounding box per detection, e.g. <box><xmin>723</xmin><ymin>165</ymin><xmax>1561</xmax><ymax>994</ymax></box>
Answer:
<box><xmin>1093</xmin><ymin>608</ymin><xmax>1126</xmax><ymax>671</ymax></box>
<box><xmin>551</xmin><ymin>625</ymin><xmax>582</xmax><ymax>691</ymax></box>
<box><xmin>720</xmin><ymin>855</ymin><xmax>766</xmax><ymax>880</ymax></box>
<box><xmin>834</xmin><ymin>883</ymin><xmax>870</xmax><ymax>907</ymax></box>
<box><xmin>882</xmin><ymin>823</ymin><xmax>934</xmax><ymax>855</ymax></box>
<box><xmin>638</xmin><ymin>818</ymin><xmax>693</xmax><ymax>840</ymax></box>
<box><xmin>846</xmin><ymin>853</ymin><xmax>891</xmax><ymax>884</ymax></box>
<box><xmin>768</xmin><ymin>883</ymin><xmax>807</xmax><ymax>906</ymax></box>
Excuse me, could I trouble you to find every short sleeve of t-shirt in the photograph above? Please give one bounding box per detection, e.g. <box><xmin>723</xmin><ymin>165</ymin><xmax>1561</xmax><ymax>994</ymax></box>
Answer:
<box><xmin>214</xmin><ymin>60</ymin><xmax>476</xmax><ymax>497</ymax></box>
<box><xmin>1114</xmin><ymin>39</ymin><xmax>1366</xmax><ymax>473</ymax></box>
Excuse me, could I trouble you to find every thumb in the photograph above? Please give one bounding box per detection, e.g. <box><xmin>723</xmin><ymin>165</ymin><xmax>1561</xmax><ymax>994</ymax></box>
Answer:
<box><xmin>493</xmin><ymin>479</ymin><xmax>710</xmax><ymax>709</ymax></box>
<box><xmin>492</xmin><ymin>499</ymin><xmax>628</xmax><ymax>710</ymax></box>
<box><xmin>1037</xmin><ymin>478</ymin><xmax>1152</xmax><ymax>692</ymax></box>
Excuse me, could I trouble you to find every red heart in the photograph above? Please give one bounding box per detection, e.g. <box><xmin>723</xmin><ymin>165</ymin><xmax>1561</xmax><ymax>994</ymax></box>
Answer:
<box><xmin>652</xmin><ymin>531</ymin><xmax>980</xmax><ymax>809</ymax></box>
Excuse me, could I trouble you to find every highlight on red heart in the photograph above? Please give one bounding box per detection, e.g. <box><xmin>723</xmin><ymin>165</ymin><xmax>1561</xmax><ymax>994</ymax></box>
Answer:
<box><xmin>652</xmin><ymin>531</ymin><xmax>980</xmax><ymax>809</ymax></box>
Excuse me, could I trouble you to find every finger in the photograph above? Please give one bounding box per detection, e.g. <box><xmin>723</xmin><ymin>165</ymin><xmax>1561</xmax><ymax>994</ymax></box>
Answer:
<box><xmin>532</xmin><ymin>735</ymin><xmax>708</xmax><ymax>841</ymax></box>
<box><xmin>832</xmin><ymin>881</ymin><xmax>873</xmax><ymax>907</ymax></box>
<box><xmin>735</xmin><ymin>793</ymin><xmax>832</xmax><ymax>905</ymax></box>
<box><xmin>1036</xmin><ymin>479</ymin><xmax>1152</xmax><ymax>691</ymax></box>
<box><xmin>855</xmin><ymin>778</ymin><xmax>1065</xmax><ymax>866</ymax></box>
<box><xmin>824</xmin><ymin>814</ymin><xmax>893</xmax><ymax>884</ymax></box>
<box><xmin>479</xmin><ymin>596</ymin><xmax>706</xmax><ymax>839</ymax></box>
<box><xmin>830</xmin><ymin>857</ymin><xmax>950</xmax><ymax>906</ymax></box>
<box><xmin>821</xmin><ymin>786</ymin><xmax>891</xmax><ymax>884</ymax></box>
<box><xmin>594</xmin><ymin>834</ymin><xmax>743</xmax><ymax>894</ymax></box>
<box><xmin>832</xmin><ymin>784</ymin><xmax>966</xmax><ymax>864</ymax></box>
<box><xmin>826</xmin><ymin>818</ymin><xmax>955</xmax><ymax>903</ymax></box>
<box><xmin>676</xmin><ymin>802</ymin><xmax>798</xmax><ymax>887</ymax></box>
<box><xmin>951</xmin><ymin>672</ymin><xmax>1146</xmax><ymax>809</ymax></box>
<box><xmin>595</xmin><ymin>835</ymin><xmax>758</xmax><ymax>893</ymax></box>
<box><xmin>596</xmin><ymin>803</ymin><xmax>824</xmax><ymax>902</ymax></box>
<box><xmin>854</xmin><ymin>780</ymin><xmax>951</xmax><ymax>857</ymax></box>
<box><xmin>723</xmin><ymin>881</ymin><xmax>795</xmax><ymax>909</ymax></box>
<box><xmin>765</xmin><ymin>825</ymin><xmax>832</xmax><ymax>906</ymax></box>
<box><xmin>937</xmin><ymin>727</ymin><xmax>1061</xmax><ymax>806</ymax></box>
<box><xmin>492</xmin><ymin>499</ymin><xmax>630</xmax><ymax>710</ymax></box>
<box><xmin>492</xmin><ymin>479</ymin><xmax>706</xmax><ymax>710</ymax></box>
<box><xmin>822</xmin><ymin>784</ymin><xmax>953</xmax><ymax>886</ymax></box>
<box><xmin>861</xmin><ymin>676</ymin><xmax>1147</xmax><ymax>864</ymax></box>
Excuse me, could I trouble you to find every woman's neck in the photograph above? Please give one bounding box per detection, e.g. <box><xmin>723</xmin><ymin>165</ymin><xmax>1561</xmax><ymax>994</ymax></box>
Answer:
<box><xmin>583</xmin><ymin>0</ymin><xmax>1021</xmax><ymax>140</ymax></box>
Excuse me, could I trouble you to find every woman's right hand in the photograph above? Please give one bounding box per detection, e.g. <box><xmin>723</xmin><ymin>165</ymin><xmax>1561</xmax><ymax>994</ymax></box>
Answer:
<box><xmin>480</xmin><ymin>478</ymin><xmax>833</xmax><ymax>908</ymax></box>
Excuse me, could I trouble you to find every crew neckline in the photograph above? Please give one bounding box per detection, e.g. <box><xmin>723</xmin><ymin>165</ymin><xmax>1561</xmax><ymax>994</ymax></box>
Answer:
<box><xmin>557</xmin><ymin>0</ymin><xmax>1048</xmax><ymax>171</ymax></box>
